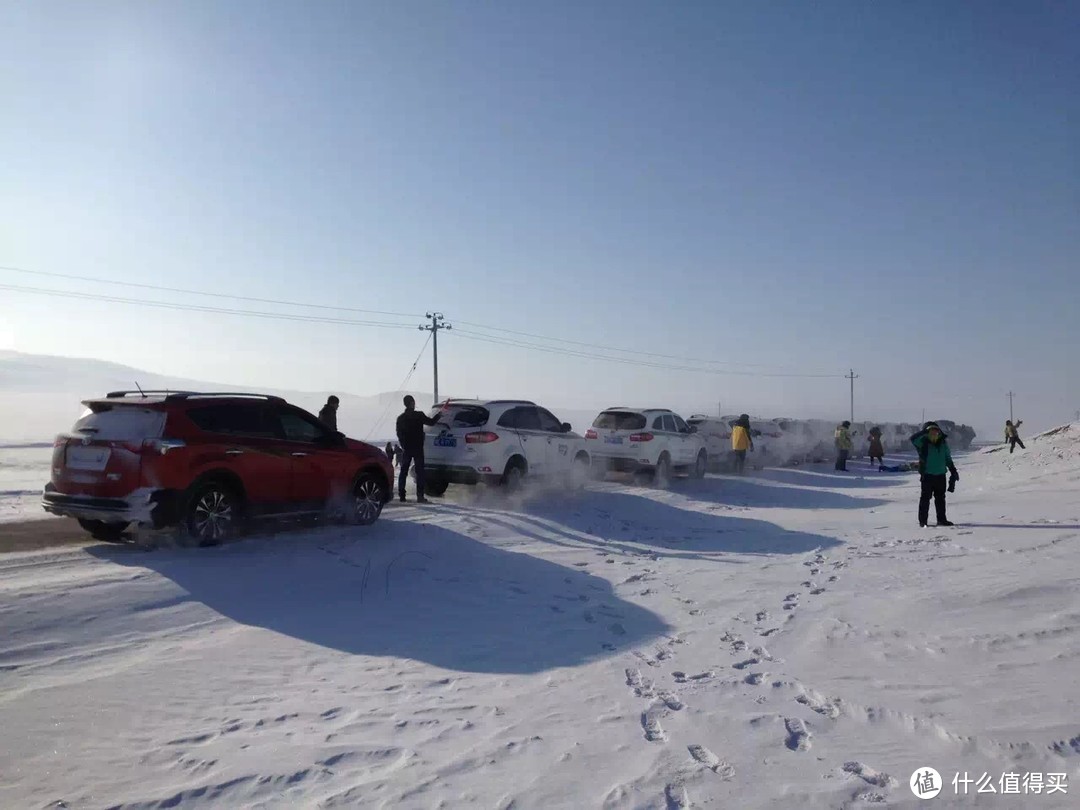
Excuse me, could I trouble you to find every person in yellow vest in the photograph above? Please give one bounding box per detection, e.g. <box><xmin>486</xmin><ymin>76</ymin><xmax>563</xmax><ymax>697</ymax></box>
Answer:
<box><xmin>834</xmin><ymin>421</ymin><xmax>854</xmax><ymax>471</ymax></box>
<box><xmin>730</xmin><ymin>414</ymin><xmax>754</xmax><ymax>474</ymax></box>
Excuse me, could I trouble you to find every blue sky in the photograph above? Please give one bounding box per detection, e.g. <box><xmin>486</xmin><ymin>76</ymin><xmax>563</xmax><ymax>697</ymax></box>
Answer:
<box><xmin>2</xmin><ymin>1</ymin><xmax>1077</xmax><ymax>437</ymax></box>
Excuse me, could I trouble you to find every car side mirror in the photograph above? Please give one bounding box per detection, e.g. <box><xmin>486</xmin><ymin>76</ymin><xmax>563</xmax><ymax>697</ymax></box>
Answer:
<box><xmin>561</xmin><ymin>422</ymin><xmax>572</xmax><ymax>433</ymax></box>
<box><xmin>689</xmin><ymin>425</ymin><xmax>698</xmax><ymax>433</ymax></box>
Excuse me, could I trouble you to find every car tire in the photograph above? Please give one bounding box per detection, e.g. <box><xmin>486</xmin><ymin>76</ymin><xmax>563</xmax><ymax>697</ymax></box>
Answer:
<box><xmin>653</xmin><ymin>454</ymin><xmax>671</xmax><ymax>490</ymax></box>
<box><xmin>693</xmin><ymin>451</ymin><xmax>708</xmax><ymax>479</ymax></box>
<box><xmin>77</xmin><ymin>518</ymin><xmax>128</xmax><ymax>542</ymax></box>
<box><xmin>424</xmin><ymin>478</ymin><xmax>450</xmax><ymax>497</ymax></box>
<box><xmin>183</xmin><ymin>480</ymin><xmax>242</xmax><ymax>546</ymax></box>
<box><xmin>502</xmin><ymin>460</ymin><xmax>525</xmax><ymax>494</ymax></box>
<box><xmin>351</xmin><ymin>472</ymin><xmax>386</xmax><ymax>526</ymax></box>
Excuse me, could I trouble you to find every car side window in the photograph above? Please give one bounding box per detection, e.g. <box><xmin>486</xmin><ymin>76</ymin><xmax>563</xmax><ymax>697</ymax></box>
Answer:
<box><xmin>662</xmin><ymin>415</ymin><xmax>677</xmax><ymax>432</ymax></box>
<box><xmin>497</xmin><ymin>407</ymin><xmax>525</xmax><ymax>429</ymax></box>
<box><xmin>515</xmin><ymin>407</ymin><xmax>541</xmax><ymax>431</ymax></box>
<box><xmin>188</xmin><ymin>403</ymin><xmax>280</xmax><ymax>438</ymax></box>
<box><xmin>652</xmin><ymin>416</ymin><xmax>665</xmax><ymax>431</ymax></box>
<box><xmin>278</xmin><ymin>408</ymin><xmax>329</xmax><ymax>443</ymax></box>
<box><xmin>673</xmin><ymin>415</ymin><xmax>690</xmax><ymax>433</ymax></box>
<box><xmin>535</xmin><ymin>408</ymin><xmax>563</xmax><ymax>433</ymax></box>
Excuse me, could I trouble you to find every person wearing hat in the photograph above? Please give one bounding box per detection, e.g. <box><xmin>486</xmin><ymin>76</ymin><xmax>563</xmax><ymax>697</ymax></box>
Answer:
<box><xmin>318</xmin><ymin>395</ymin><xmax>340</xmax><ymax>432</ymax></box>
<box><xmin>834</xmin><ymin>421</ymin><xmax>854</xmax><ymax>471</ymax></box>
<box><xmin>730</xmin><ymin>414</ymin><xmax>754</xmax><ymax>475</ymax></box>
<box><xmin>910</xmin><ymin>421</ymin><xmax>959</xmax><ymax>527</ymax></box>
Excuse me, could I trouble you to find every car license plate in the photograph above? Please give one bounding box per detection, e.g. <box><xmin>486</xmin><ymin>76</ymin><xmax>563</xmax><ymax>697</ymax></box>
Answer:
<box><xmin>66</xmin><ymin>445</ymin><xmax>112</xmax><ymax>471</ymax></box>
<box><xmin>434</xmin><ymin>436</ymin><xmax>457</xmax><ymax>448</ymax></box>
<box><xmin>604</xmin><ymin>436</ymin><xmax>624</xmax><ymax>444</ymax></box>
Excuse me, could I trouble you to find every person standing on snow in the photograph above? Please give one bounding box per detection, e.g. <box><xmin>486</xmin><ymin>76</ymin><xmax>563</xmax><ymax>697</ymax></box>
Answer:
<box><xmin>395</xmin><ymin>395</ymin><xmax>441</xmax><ymax>503</ymax></box>
<box><xmin>730</xmin><ymin>414</ymin><xmax>754</xmax><ymax>474</ymax></box>
<box><xmin>911</xmin><ymin>421</ymin><xmax>959</xmax><ymax>528</ymax></box>
<box><xmin>834</xmin><ymin>421</ymin><xmax>853</xmax><ymax>471</ymax></box>
<box><xmin>867</xmin><ymin>426</ymin><xmax>885</xmax><ymax>468</ymax></box>
<box><xmin>1004</xmin><ymin>420</ymin><xmax>1026</xmax><ymax>453</ymax></box>
<box><xmin>318</xmin><ymin>395</ymin><xmax>340</xmax><ymax>431</ymax></box>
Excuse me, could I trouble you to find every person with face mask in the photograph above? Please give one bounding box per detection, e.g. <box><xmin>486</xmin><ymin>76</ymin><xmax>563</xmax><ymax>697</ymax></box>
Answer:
<box><xmin>910</xmin><ymin>421</ymin><xmax>959</xmax><ymax>528</ymax></box>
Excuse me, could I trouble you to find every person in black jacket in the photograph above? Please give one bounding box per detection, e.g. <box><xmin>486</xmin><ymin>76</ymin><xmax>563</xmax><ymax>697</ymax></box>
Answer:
<box><xmin>395</xmin><ymin>395</ymin><xmax>440</xmax><ymax>503</ymax></box>
<box><xmin>318</xmin><ymin>396</ymin><xmax>340</xmax><ymax>431</ymax></box>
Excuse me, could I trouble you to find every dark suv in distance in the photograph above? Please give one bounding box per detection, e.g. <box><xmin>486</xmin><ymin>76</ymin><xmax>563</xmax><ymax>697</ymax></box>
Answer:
<box><xmin>42</xmin><ymin>391</ymin><xmax>394</xmax><ymax>544</ymax></box>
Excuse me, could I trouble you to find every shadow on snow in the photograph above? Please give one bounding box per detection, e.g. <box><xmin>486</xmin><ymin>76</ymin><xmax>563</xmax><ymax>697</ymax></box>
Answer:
<box><xmin>88</xmin><ymin>518</ymin><xmax>673</xmax><ymax>676</ymax></box>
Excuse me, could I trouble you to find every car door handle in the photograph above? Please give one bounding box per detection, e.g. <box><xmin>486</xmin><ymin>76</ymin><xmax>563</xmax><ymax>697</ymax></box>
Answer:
<box><xmin>291</xmin><ymin>452</ymin><xmax>308</xmax><ymax>458</ymax></box>
<box><xmin>225</xmin><ymin>449</ymin><xmax>244</xmax><ymax>456</ymax></box>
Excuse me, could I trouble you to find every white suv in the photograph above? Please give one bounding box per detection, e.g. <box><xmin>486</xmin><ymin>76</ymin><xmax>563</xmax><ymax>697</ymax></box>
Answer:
<box><xmin>421</xmin><ymin>399</ymin><xmax>591</xmax><ymax>495</ymax></box>
<box><xmin>585</xmin><ymin>408</ymin><xmax>708</xmax><ymax>485</ymax></box>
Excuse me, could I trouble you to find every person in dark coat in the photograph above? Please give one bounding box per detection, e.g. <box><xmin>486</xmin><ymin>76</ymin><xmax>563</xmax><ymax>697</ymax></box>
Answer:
<box><xmin>395</xmin><ymin>395</ymin><xmax>441</xmax><ymax>503</ymax></box>
<box><xmin>318</xmin><ymin>395</ymin><xmax>340</xmax><ymax>431</ymax></box>
<box><xmin>867</xmin><ymin>427</ymin><xmax>885</xmax><ymax>467</ymax></box>
<box><xmin>910</xmin><ymin>421</ymin><xmax>959</xmax><ymax>528</ymax></box>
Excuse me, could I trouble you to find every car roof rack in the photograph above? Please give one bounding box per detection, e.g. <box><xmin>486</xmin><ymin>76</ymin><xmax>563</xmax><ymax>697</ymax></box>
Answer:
<box><xmin>104</xmin><ymin>390</ymin><xmax>285</xmax><ymax>403</ymax></box>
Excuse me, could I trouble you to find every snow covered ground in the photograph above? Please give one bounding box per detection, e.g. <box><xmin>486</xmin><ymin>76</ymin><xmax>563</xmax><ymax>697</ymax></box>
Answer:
<box><xmin>0</xmin><ymin>444</ymin><xmax>53</xmax><ymax>523</ymax></box>
<box><xmin>1</xmin><ymin>426</ymin><xmax>1078</xmax><ymax>808</ymax></box>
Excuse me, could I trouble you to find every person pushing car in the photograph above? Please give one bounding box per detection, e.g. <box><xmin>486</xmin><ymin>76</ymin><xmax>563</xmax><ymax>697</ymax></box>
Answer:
<box><xmin>396</xmin><ymin>395</ymin><xmax>441</xmax><ymax>503</ymax></box>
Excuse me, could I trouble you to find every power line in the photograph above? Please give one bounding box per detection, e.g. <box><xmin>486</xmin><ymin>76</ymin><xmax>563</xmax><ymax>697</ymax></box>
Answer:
<box><xmin>451</xmin><ymin>328</ymin><xmax>843</xmax><ymax>379</ymax></box>
<box><xmin>0</xmin><ymin>283</ymin><xmax>420</xmax><ymax>329</ymax></box>
<box><xmin>454</xmin><ymin>318</ymin><xmax>809</xmax><ymax>371</ymax></box>
<box><xmin>4</xmin><ymin>263</ymin><xmax>838</xmax><ymax>377</ymax></box>
<box><xmin>364</xmin><ymin>332</ymin><xmax>433</xmax><ymax>440</ymax></box>
<box><xmin>0</xmin><ymin>264</ymin><xmax>421</xmax><ymax>319</ymax></box>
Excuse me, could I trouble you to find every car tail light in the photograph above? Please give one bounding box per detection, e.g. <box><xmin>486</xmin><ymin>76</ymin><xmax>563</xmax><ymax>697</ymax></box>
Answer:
<box><xmin>585</xmin><ymin>429</ymin><xmax>598</xmax><ymax>440</ymax></box>
<box><xmin>143</xmin><ymin>438</ymin><xmax>187</xmax><ymax>455</ymax></box>
<box><xmin>629</xmin><ymin>432</ymin><xmax>654</xmax><ymax>442</ymax></box>
<box><xmin>465</xmin><ymin>431</ymin><xmax>499</xmax><ymax>444</ymax></box>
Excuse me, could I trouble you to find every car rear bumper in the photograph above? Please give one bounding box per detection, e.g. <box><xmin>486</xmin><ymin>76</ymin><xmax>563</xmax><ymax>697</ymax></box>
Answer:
<box><xmin>424</xmin><ymin>464</ymin><xmax>501</xmax><ymax>486</ymax></box>
<box><xmin>590</xmin><ymin>454</ymin><xmax>653</xmax><ymax>473</ymax></box>
<box><xmin>42</xmin><ymin>485</ymin><xmax>178</xmax><ymax>526</ymax></box>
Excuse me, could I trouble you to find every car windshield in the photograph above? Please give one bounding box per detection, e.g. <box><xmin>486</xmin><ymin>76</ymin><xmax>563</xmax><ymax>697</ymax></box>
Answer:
<box><xmin>429</xmin><ymin>404</ymin><xmax>490</xmax><ymax>428</ymax></box>
<box><xmin>593</xmin><ymin>411</ymin><xmax>646</xmax><ymax>430</ymax></box>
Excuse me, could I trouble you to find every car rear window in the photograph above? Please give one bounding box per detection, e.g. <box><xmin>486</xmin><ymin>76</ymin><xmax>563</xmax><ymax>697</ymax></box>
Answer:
<box><xmin>593</xmin><ymin>411</ymin><xmax>647</xmax><ymax>430</ymax></box>
<box><xmin>73</xmin><ymin>406</ymin><xmax>166</xmax><ymax>441</ymax></box>
<box><xmin>430</xmin><ymin>404</ymin><xmax>490</xmax><ymax>428</ymax></box>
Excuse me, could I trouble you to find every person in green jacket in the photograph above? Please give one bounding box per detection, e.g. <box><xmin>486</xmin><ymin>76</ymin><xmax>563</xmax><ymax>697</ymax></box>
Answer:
<box><xmin>910</xmin><ymin>421</ymin><xmax>959</xmax><ymax>527</ymax></box>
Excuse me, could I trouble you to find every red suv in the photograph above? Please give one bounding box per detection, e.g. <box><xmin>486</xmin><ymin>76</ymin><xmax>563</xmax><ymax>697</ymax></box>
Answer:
<box><xmin>42</xmin><ymin>391</ymin><xmax>394</xmax><ymax>544</ymax></box>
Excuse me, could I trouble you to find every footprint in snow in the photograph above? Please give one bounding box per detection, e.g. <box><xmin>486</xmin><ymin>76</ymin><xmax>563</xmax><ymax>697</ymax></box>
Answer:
<box><xmin>641</xmin><ymin>710</ymin><xmax>667</xmax><ymax>742</ymax></box>
<box><xmin>744</xmin><ymin>673</ymin><xmax>766</xmax><ymax>686</ymax></box>
<box><xmin>784</xmin><ymin>717</ymin><xmax>812</xmax><ymax>751</ymax></box>
<box><xmin>665</xmin><ymin>783</ymin><xmax>690</xmax><ymax>809</ymax></box>
<box><xmin>828</xmin><ymin>575</ymin><xmax>838</xmax><ymax>582</ymax></box>
<box><xmin>843</xmin><ymin>761</ymin><xmax>898</xmax><ymax>788</ymax></box>
<box><xmin>795</xmin><ymin>692</ymin><xmax>840</xmax><ymax>719</ymax></box>
<box><xmin>687</xmin><ymin>745</ymin><xmax>736</xmax><ymax>779</ymax></box>
<box><xmin>759</xmin><ymin>628</ymin><xmax>781</xmax><ymax>637</ymax></box>
<box><xmin>658</xmin><ymin>691</ymin><xmax>684</xmax><ymax>711</ymax></box>
<box><xmin>625</xmin><ymin>668</ymin><xmax>656</xmax><ymax>698</ymax></box>
<box><xmin>810</xmin><ymin>587</ymin><xmax>826</xmax><ymax>595</ymax></box>
<box><xmin>733</xmin><ymin>658</ymin><xmax>761</xmax><ymax>670</ymax></box>
<box><xmin>755</xmin><ymin>610</ymin><xmax>771</xmax><ymax>623</ymax></box>
<box><xmin>608</xmin><ymin>622</ymin><xmax>627</xmax><ymax>636</ymax></box>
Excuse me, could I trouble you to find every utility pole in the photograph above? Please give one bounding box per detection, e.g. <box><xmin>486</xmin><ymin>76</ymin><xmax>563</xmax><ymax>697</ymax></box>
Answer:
<box><xmin>419</xmin><ymin>312</ymin><xmax>451</xmax><ymax>407</ymax></box>
<box><xmin>1007</xmin><ymin>391</ymin><xmax>1014</xmax><ymax>422</ymax></box>
<box><xmin>845</xmin><ymin>369</ymin><xmax>859</xmax><ymax>423</ymax></box>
